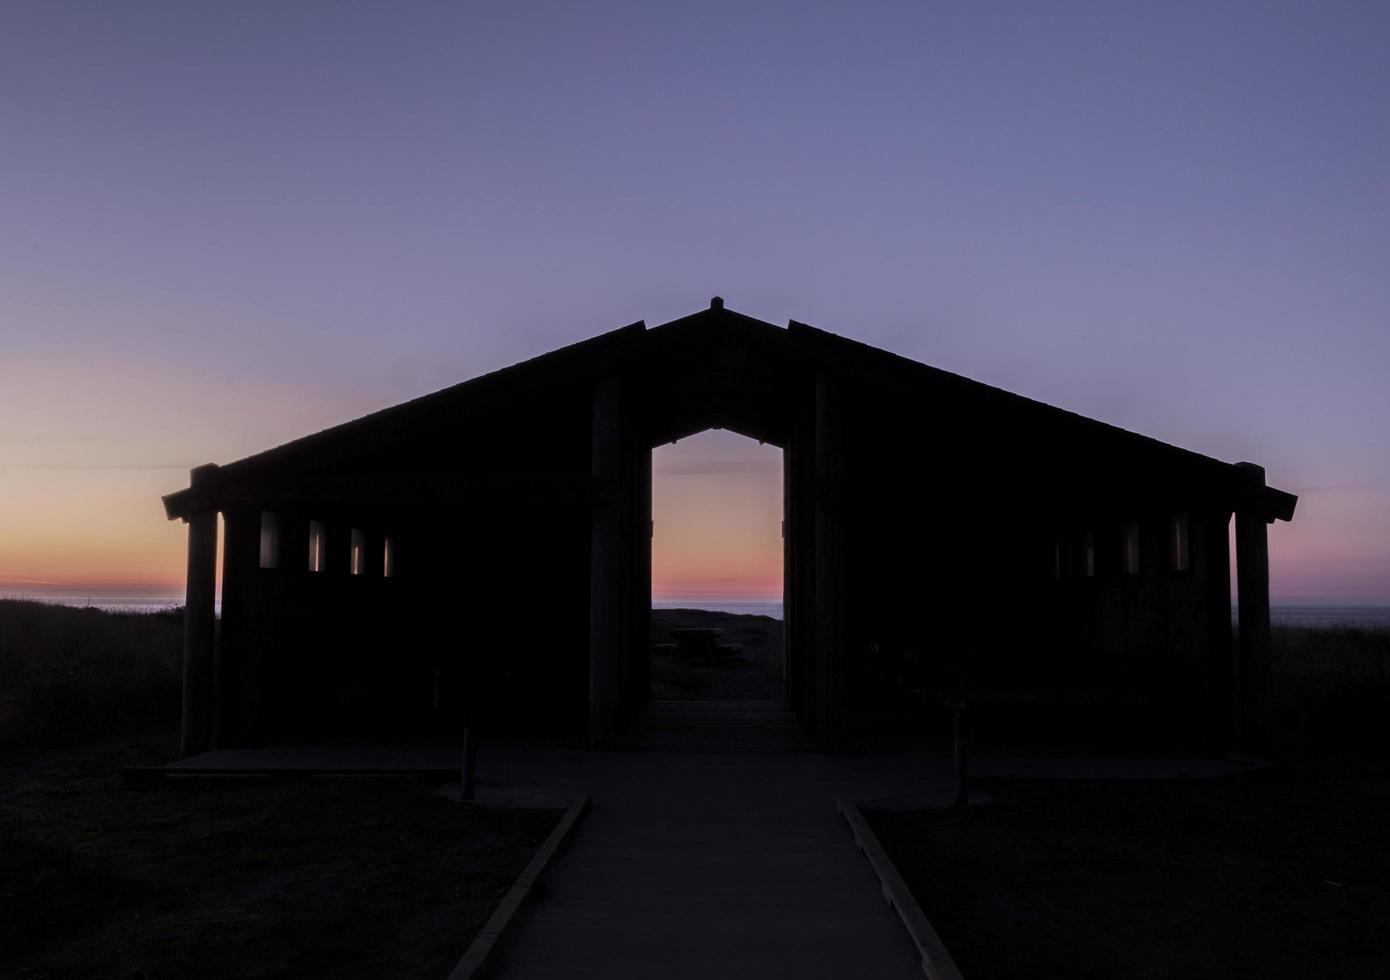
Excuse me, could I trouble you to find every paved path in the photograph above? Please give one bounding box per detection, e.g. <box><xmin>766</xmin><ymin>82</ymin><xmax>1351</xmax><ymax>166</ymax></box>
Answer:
<box><xmin>483</xmin><ymin>747</ymin><xmax>927</xmax><ymax>979</ymax></box>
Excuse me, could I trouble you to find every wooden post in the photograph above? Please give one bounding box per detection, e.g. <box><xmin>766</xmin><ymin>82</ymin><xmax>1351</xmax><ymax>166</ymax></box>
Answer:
<box><xmin>216</xmin><ymin>506</ymin><xmax>260</xmax><ymax>747</ymax></box>
<box><xmin>1203</xmin><ymin>510</ymin><xmax>1236</xmax><ymax>750</ymax></box>
<box><xmin>786</xmin><ymin>401</ymin><xmax>818</xmax><ymax>723</ymax></box>
<box><xmin>179</xmin><ymin>465</ymin><xmax>220</xmax><ymax>758</ymax></box>
<box><xmin>628</xmin><ymin>447</ymin><xmax>652</xmax><ymax>715</ymax></box>
<box><xmin>460</xmin><ymin>717</ymin><xmax>478</xmax><ymax>802</ymax></box>
<box><xmin>589</xmin><ymin>373</ymin><xmax>626</xmax><ymax>748</ymax></box>
<box><xmin>813</xmin><ymin>371</ymin><xmax>847</xmax><ymax>743</ymax></box>
<box><xmin>951</xmin><ymin>701</ymin><xmax>970</xmax><ymax>807</ymax></box>
<box><xmin>1234</xmin><ymin>462</ymin><xmax>1273</xmax><ymax>751</ymax></box>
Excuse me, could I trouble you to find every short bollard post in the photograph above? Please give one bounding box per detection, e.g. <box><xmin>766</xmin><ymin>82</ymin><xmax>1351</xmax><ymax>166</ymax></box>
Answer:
<box><xmin>461</xmin><ymin>717</ymin><xmax>478</xmax><ymax>803</ymax></box>
<box><xmin>951</xmin><ymin>701</ymin><xmax>969</xmax><ymax>807</ymax></box>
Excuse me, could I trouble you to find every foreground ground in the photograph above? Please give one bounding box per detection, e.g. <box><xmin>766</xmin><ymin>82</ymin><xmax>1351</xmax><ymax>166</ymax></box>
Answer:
<box><xmin>867</xmin><ymin>752</ymin><xmax>1390</xmax><ymax>979</ymax></box>
<box><xmin>0</xmin><ymin>730</ymin><xmax>560</xmax><ymax>979</ymax></box>
<box><xmin>5</xmin><ymin>602</ymin><xmax>1387</xmax><ymax>975</ymax></box>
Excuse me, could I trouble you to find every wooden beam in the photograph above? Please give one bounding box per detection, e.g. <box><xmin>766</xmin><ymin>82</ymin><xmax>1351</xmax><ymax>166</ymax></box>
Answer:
<box><xmin>165</xmin><ymin>474</ymin><xmax>607</xmax><ymax>517</ymax></box>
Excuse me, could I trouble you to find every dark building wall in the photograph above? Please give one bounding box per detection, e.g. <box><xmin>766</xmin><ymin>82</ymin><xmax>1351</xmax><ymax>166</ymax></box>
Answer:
<box><xmin>214</xmin><ymin>377</ymin><xmax>600</xmax><ymax>744</ymax></box>
<box><xmin>819</xmin><ymin>374</ymin><xmax>1237</xmax><ymax>747</ymax></box>
<box><xmin>221</xmin><ymin>500</ymin><xmax>594</xmax><ymax>742</ymax></box>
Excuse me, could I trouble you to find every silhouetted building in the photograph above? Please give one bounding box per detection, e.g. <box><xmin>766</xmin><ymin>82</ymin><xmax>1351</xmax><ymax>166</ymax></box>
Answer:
<box><xmin>164</xmin><ymin>300</ymin><xmax>1295</xmax><ymax>756</ymax></box>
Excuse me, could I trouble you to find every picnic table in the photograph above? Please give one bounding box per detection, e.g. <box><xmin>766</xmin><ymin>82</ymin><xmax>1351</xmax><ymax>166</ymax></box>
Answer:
<box><xmin>670</xmin><ymin>627</ymin><xmax>742</xmax><ymax>664</ymax></box>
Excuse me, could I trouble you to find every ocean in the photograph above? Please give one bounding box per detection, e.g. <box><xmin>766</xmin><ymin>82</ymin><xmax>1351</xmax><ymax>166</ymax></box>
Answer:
<box><xmin>653</xmin><ymin>598</ymin><xmax>784</xmax><ymax>620</ymax></box>
<box><xmin>1248</xmin><ymin>605</ymin><xmax>1390</xmax><ymax>630</ymax></box>
<box><xmin>6</xmin><ymin>591</ymin><xmax>1390</xmax><ymax>630</ymax></box>
<box><xmin>0</xmin><ymin>590</ymin><xmax>187</xmax><ymax>614</ymax></box>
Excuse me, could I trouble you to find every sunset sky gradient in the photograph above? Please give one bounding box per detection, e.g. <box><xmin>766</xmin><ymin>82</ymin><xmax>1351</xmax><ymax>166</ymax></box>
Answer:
<box><xmin>2</xmin><ymin>2</ymin><xmax>1388</xmax><ymax>603</ymax></box>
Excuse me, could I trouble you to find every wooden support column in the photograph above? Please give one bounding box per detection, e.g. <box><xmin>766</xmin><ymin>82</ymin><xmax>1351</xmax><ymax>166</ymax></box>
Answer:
<box><xmin>589</xmin><ymin>373</ymin><xmax>628</xmax><ymax>747</ymax></box>
<box><xmin>785</xmin><ymin>397</ymin><xmax>816</xmax><ymax>721</ymax></box>
<box><xmin>326</xmin><ymin>522</ymin><xmax>352</xmax><ymax>576</ymax></box>
<box><xmin>783</xmin><ymin>436</ymin><xmax>799</xmax><ymax>713</ymax></box>
<box><xmin>1203</xmin><ymin>510</ymin><xmax>1235</xmax><ymax>750</ymax></box>
<box><xmin>279</xmin><ymin>511</ymin><xmax>309</xmax><ymax>574</ymax></box>
<box><xmin>1234</xmin><ymin>462</ymin><xmax>1273</xmax><ymax>750</ymax></box>
<box><xmin>179</xmin><ymin>466</ymin><xmax>220</xmax><ymax>758</ymax></box>
<box><xmin>216</xmin><ymin>506</ymin><xmax>260</xmax><ymax>746</ymax></box>
<box><xmin>364</xmin><ymin>528</ymin><xmax>387</xmax><ymax>578</ymax></box>
<box><xmin>813</xmin><ymin>371</ymin><xmax>847</xmax><ymax>743</ymax></box>
<box><xmin>627</xmin><ymin>447</ymin><xmax>652</xmax><ymax>716</ymax></box>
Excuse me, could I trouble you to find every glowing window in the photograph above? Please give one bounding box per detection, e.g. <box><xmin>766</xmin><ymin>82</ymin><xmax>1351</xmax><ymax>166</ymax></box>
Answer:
<box><xmin>1171</xmin><ymin>512</ymin><xmax>1190</xmax><ymax>572</ymax></box>
<box><xmin>1083</xmin><ymin>529</ymin><xmax>1096</xmax><ymax>577</ymax></box>
<box><xmin>258</xmin><ymin>511</ymin><xmax>280</xmax><ymax>569</ymax></box>
<box><xmin>383</xmin><ymin>536</ymin><xmax>395</xmax><ymax>578</ymax></box>
<box><xmin>350</xmin><ymin>529</ymin><xmax>365</xmax><ymax>575</ymax></box>
<box><xmin>308</xmin><ymin>520</ymin><xmax>325</xmax><ymax>573</ymax></box>
<box><xmin>1122</xmin><ymin>522</ymin><xmax>1140</xmax><ymax>575</ymax></box>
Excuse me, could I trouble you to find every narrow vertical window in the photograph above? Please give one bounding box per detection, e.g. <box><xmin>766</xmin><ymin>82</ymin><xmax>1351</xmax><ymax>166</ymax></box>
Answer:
<box><xmin>308</xmin><ymin>520</ymin><xmax>325</xmax><ymax>573</ymax></box>
<box><xmin>350</xmin><ymin>529</ymin><xmax>365</xmax><ymax>575</ymax></box>
<box><xmin>383</xmin><ymin>536</ymin><xmax>395</xmax><ymax>578</ymax></box>
<box><xmin>1122</xmin><ymin>521</ymin><xmax>1140</xmax><ymax>575</ymax></box>
<box><xmin>258</xmin><ymin>511</ymin><xmax>280</xmax><ymax>569</ymax></box>
<box><xmin>1083</xmin><ymin>529</ymin><xmax>1096</xmax><ymax>577</ymax></box>
<box><xmin>1171</xmin><ymin>512</ymin><xmax>1190</xmax><ymax>572</ymax></box>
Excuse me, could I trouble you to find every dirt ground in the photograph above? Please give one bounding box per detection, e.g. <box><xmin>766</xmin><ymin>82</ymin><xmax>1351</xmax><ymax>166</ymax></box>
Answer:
<box><xmin>867</xmin><ymin>752</ymin><xmax>1390</xmax><ymax>980</ymax></box>
<box><xmin>649</xmin><ymin>608</ymin><xmax>784</xmax><ymax>701</ymax></box>
<box><xmin>0</xmin><ymin>729</ymin><xmax>560</xmax><ymax>979</ymax></box>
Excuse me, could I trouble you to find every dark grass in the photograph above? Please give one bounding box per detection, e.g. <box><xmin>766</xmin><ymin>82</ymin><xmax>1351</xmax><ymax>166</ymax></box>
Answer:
<box><xmin>867</xmin><ymin>759</ymin><xmax>1390</xmax><ymax>979</ymax></box>
<box><xmin>1269</xmin><ymin>624</ymin><xmax>1390</xmax><ymax>753</ymax></box>
<box><xmin>1</xmin><ymin>731</ymin><xmax>562</xmax><ymax>980</ymax></box>
<box><xmin>866</xmin><ymin>625</ymin><xmax>1390</xmax><ymax>979</ymax></box>
<box><xmin>0</xmin><ymin>599</ymin><xmax>182</xmax><ymax>746</ymax></box>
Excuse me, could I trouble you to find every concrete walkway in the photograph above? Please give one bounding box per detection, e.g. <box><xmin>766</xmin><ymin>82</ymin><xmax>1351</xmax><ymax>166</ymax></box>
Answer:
<box><xmin>483</xmin><ymin>748</ymin><xmax>927</xmax><ymax>979</ymax></box>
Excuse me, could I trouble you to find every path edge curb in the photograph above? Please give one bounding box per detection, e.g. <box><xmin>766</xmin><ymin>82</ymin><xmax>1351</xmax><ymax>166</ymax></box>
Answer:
<box><xmin>837</xmin><ymin>796</ymin><xmax>966</xmax><ymax>980</ymax></box>
<box><xmin>447</xmin><ymin>792</ymin><xmax>591</xmax><ymax>980</ymax></box>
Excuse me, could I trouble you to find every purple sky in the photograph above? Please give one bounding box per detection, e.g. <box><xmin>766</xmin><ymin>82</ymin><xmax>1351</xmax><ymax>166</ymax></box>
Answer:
<box><xmin>1</xmin><ymin>2</ymin><xmax>1387</xmax><ymax>602</ymax></box>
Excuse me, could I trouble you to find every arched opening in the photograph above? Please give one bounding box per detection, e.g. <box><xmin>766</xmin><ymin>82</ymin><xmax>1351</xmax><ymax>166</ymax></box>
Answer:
<box><xmin>650</xmin><ymin>429</ymin><xmax>784</xmax><ymax>700</ymax></box>
<box><xmin>631</xmin><ymin>429</ymin><xmax>794</xmax><ymax>747</ymax></box>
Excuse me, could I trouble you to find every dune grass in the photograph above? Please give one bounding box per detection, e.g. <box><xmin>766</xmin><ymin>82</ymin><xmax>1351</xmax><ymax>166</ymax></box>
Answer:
<box><xmin>0</xmin><ymin>599</ymin><xmax>182</xmax><ymax>747</ymax></box>
<box><xmin>1269</xmin><ymin>624</ymin><xmax>1390</xmax><ymax>753</ymax></box>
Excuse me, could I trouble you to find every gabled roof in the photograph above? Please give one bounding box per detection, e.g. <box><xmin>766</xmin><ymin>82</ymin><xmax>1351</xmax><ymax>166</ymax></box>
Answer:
<box><xmin>164</xmin><ymin>300</ymin><xmax>1296</xmax><ymax>522</ymax></box>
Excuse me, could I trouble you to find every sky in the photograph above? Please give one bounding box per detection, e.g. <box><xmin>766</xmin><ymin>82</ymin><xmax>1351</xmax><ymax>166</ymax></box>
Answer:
<box><xmin>653</xmin><ymin>431</ymin><xmax>783</xmax><ymax>601</ymax></box>
<box><xmin>1</xmin><ymin>1</ymin><xmax>1387</xmax><ymax>603</ymax></box>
